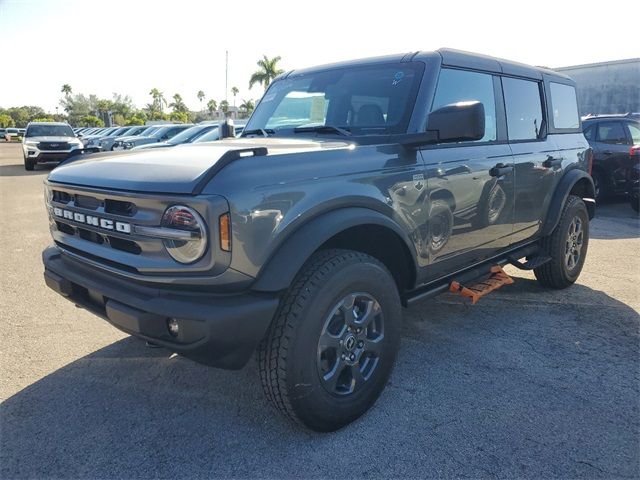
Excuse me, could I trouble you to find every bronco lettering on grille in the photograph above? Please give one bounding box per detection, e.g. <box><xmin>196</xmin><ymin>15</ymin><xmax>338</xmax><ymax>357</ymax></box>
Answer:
<box><xmin>52</xmin><ymin>207</ymin><xmax>131</xmax><ymax>233</ymax></box>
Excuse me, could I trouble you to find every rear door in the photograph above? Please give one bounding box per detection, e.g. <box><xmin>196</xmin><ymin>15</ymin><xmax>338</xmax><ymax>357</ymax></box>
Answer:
<box><xmin>503</xmin><ymin>76</ymin><xmax>561</xmax><ymax>244</ymax></box>
<box><xmin>593</xmin><ymin>121</ymin><xmax>633</xmax><ymax>194</ymax></box>
<box><xmin>419</xmin><ymin>68</ymin><xmax>514</xmax><ymax>279</ymax></box>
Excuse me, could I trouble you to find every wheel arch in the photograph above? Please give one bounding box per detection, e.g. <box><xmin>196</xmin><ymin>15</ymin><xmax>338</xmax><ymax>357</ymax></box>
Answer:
<box><xmin>251</xmin><ymin>207</ymin><xmax>418</xmax><ymax>293</ymax></box>
<box><xmin>540</xmin><ymin>169</ymin><xmax>595</xmax><ymax>237</ymax></box>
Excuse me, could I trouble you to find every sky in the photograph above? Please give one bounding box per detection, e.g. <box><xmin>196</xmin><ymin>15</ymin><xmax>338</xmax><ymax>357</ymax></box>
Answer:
<box><xmin>1</xmin><ymin>0</ymin><xmax>638</xmax><ymax>113</ymax></box>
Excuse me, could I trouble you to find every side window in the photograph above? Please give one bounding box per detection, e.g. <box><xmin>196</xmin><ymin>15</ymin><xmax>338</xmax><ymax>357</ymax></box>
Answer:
<box><xmin>583</xmin><ymin>125</ymin><xmax>595</xmax><ymax>141</ymax></box>
<box><xmin>549</xmin><ymin>82</ymin><xmax>580</xmax><ymax>129</ymax></box>
<box><xmin>502</xmin><ymin>77</ymin><xmax>544</xmax><ymax>141</ymax></box>
<box><xmin>625</xmin><ymin>122</ymin><xmax>640</xmax><ymax>144</ymax></box>
<box><xmin>430</xmin><ymin>68</ymin><xmax>496</xmax><ymax>142</ymax></box>
<box><xmin>596</xmin><ymin>122</ymin><xmax>627</xmax><ymax>144</ymax></box>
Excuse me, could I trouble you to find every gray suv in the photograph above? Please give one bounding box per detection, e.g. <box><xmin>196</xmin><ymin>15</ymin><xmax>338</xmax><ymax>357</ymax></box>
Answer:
<box><xmin>42</xmin><ymin>49</ymin><xmax>594</xmax><ymax>431</ymax></box>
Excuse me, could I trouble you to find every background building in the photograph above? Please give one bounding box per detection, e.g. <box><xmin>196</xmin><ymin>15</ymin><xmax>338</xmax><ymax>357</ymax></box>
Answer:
<box><xmin>555</xmin><ymin>59</ymin><xmax>640</xmax><ymax>116</ymax></box>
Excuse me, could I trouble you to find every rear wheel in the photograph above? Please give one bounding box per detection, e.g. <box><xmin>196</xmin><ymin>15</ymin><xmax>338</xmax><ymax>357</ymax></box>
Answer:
<box><xmin>534</xmin><ymin>195</ymin><xmax>589</xmax><ymax>289</ymax></box>
<box><xmin>258</xmin><ymin>249</ymin><xmax>401</xmax><ymax>432</ymax></box>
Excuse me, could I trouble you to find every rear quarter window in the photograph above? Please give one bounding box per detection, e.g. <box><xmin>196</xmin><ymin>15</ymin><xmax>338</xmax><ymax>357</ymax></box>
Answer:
<box><xmin>549</xmin><ymin>82</ymin><xmax>580</xmax><ymax>130</ymax></box>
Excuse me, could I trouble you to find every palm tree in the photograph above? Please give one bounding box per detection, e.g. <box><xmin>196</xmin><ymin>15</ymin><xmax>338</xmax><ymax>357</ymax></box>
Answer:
<box><xmin>249</xmin><ymin>55</ymin><xmax>284</xmax><ymax>90</ymax></box>
<box><xmin>231</xmin><ymin>86</ymin><xmax>239</xmax><ymax>107</ymax></box>
<box><xmin>149</xmin><ymin>88</ymin><xmax>167</xmax><ymax>113</ymax></box>
<box><xmin>239</xmin><ymin>99</ymin><xmax>255</xmax><ymax>117</ymax></box>
<box><xmin>207</xmin><ymin>99</ymin><xmax>218</xmax><ymax>118</ymax></box>
<box><xmin>61</xmin><ymin>84</ymin><xmax>72</xmax><ymax>97</ymax></box>
<box><xmin>219</xmin><ymin>100</ymin><xmax>230</xmax><ymax>117</ymax></box>
<box><xmin>169</xmin><ymin>93</ymin><xmax>187</xmax><ymax>113</ymax></box>
<box><xmin>197</xmin><ymin>90</ymin><xmax>205</xmax><ymax>107</ymax></box>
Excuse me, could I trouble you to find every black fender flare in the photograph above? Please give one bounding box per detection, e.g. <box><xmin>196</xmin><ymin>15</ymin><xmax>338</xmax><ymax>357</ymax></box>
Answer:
<box><xmin>251</xmin><ymin>207</ymin><xmax>417</xmax><ymax>292</ymax></box>
<box><xmin>540</xmin><ymin>169</ymin><xmax>595</xmax><ymax>237</ymax></box>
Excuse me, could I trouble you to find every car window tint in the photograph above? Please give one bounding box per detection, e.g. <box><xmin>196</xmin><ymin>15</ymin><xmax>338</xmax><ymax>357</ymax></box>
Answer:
<box><xmin>626</xmin><ymin>123</ymin><xmax>640</xmax><ymax>144</ymax></box>
<box><xmin>430</xmin><ymin>68</ymin><xmax>496</xmax><ymax>142</ymax></box>
<box><xmin>583</xmin><ymin>125</ymin><xmax>595</xmax><ymax>141</ymax></box>
<box><xmin>502</xmin><ymin>77</ymin><xmax>544</xmax><ymax>141</ymax></box>
<box><xmin>549</xmin><ymin>82</ymin><xmax>580</xmax><ymax>129</ymax></box>
<box><xmin>596</xmin><ymin>122</ymin><xmax>627</xmax><ymax>144</ymax></box>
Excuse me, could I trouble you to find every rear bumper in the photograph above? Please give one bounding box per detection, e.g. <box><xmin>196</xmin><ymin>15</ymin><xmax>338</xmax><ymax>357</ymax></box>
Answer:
<box><xmin>43</xmin><ymin>246</ymin><xmax>280</xmax><ymax>369</ymax></box>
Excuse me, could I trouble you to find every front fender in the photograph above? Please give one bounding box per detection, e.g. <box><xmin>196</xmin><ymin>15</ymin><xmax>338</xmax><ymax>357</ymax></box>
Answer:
<box><xmin>251</xmin><ymin>207</ymin><xmax>417</xmax><ymax>292</ymax></box>
<box><xmin>540</xmin><ymin>169</ymin><xmax>595</xmax><ymax>237</ymax></box>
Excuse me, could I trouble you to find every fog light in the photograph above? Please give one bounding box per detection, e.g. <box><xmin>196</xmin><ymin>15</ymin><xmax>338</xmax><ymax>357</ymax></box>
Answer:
<box><xmin>167</xmin><ymin>318</ymin><xmax>180</xmax><ymax>337</ymax></box>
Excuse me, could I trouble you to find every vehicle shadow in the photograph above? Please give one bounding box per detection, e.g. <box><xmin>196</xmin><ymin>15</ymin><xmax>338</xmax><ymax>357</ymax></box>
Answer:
<box><xmin>1</xmin><ymin>277</ymin><xmax>638</xmax><ymax>478</ymax></box>
<box><xmin>0</xmin><ymin>163</ymin><xmax>55</xmax><ymax>177</ymax></box>
<box><xmin>590</xmin><ymin>197</ymin><xmax>639</xmax><ymax>240</ymax></box>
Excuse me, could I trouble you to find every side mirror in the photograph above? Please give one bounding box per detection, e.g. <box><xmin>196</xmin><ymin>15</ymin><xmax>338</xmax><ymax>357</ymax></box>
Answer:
<box><xmin>77</xmin><ymin>133</ymin><xmax>83</xmax><ymax>138</ymax></box>
<box><xmin>219</xmin><ymin>119</ymin><xmax>235</xmax><ymax>139</ymax></box>
<box><xmin>427</xmin><ymin>101</ymin><xmax>485</xmax><ymax>143</ymax></box>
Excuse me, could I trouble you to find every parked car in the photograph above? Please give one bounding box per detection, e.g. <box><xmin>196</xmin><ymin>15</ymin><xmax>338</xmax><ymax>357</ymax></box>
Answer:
<box><xmin>192</xmin><ymin>121</ymin><xmax>246</xmax><ymax>143</ymax></box>
<box><xmin>113</xmin><ymin>124</ymin><xmax>193</xmax><ymax>150</ymax></box>
<box><xmin>626</xmin><ymin>147</ymin><xmax>640</xmax><ymax>212</ymax></box>
<box><xmin>132</xmin><ymin>124</ymin><xmax>219</xmax><ymax>150</ymax></box>
<box><xmin>111</xmin><ymin>126</ymin><xmax>163</xmax><ymax>150</ymax></box>
<box><xmin>582</xmin><ymin>114</ymin><xmax>640</xmax><ymax>200</ymax></box>
<box><xmin>4</xmin><ymin>127</ymin><xmax>21</xmax><ymax>141</ymax></box>
<box><xmin>81</xmin><ymin>127</ymin><xmax>124</xmax><ymax>150</ymax></box>
<box><xmin>97</xmin><ymin>125</ymin><xmax>149</xmax><ymax>151</ymax></box>
<box><xmin>42</xmin><ymin>49</ymin><xmax>594</xmax><ymax>431</ymax></box>
<box><xmin>22</xmin><ymin>122</ymin><xmax>83</xmax><ymax>170</ymax></box>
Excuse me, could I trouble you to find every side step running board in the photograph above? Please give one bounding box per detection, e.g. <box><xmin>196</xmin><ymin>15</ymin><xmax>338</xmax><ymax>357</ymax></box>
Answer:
<box><xmin>449</xmin><ymin>265</ymin><xmax>514</xmax><ymax>305</ymax></box>
<box><xmin>507</xmin><ymin>253</ymin><xmax>551</xmax><ymax>270</ymax></box>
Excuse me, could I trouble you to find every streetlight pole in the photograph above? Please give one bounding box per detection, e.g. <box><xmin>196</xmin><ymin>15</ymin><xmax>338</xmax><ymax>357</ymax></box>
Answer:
<box><xmin>225</xmin><ymin>50</ymin><xmax>228</xmax><ymax>103</ymax></box>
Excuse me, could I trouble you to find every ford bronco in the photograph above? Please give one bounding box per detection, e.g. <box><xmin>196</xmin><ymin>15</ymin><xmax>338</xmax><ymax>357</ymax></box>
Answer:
<box><xmin>42</xmin><ymin>49</ymin><xmax>595</xmax><ymax>431</ymax></box>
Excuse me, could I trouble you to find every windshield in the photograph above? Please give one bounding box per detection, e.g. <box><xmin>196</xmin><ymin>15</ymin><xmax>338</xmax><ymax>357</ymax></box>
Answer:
<box><xmin>168</xmin><ymin>125</ymin><xmax>214</xmax><ymax>144</ymax></box>
<box><xmin>26</xmin><ymin>124</ymin><xmax>75</xmax><ymax>137</ymax></box>
<box><xmin>138</xmin><ymin>126</ymin><xmax>159</xmax><ymax>136</ymax></box>
<box><xmin>193</xmin><ymin>127</ymin><xmax>220</xmax><ymax>143</ymax></box>
<box><xmin>246</xmin><ymin>62</ymin><xmax>424</xmax><ymax>136</ymax></box>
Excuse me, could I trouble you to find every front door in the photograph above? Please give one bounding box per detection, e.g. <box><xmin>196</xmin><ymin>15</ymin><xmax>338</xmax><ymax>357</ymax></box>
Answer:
<box><xmin>418</xmin><ymin>68</ymin><xmax>514</xmax><ymax>281</ymax></box>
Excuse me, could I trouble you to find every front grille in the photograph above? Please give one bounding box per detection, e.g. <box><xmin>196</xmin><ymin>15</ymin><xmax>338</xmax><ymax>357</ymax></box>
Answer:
<box><xmin>76</xmin><ymin>194</ymin><xmax>101</xmax><ymax>210</ymax></box>
<box><xmin>52</xmin><ymin>190</ymin><xmax>72</xmax><ymax>203</ymax></box>
<box><xmin>105</xmin><ymin>199</ymin><xmax>136</xmax><ymax>216</ymax></box>
<box><xmin>38</xmin><ymin>141</ymin><xmax>69</xmax><ymax>151</ymax></box>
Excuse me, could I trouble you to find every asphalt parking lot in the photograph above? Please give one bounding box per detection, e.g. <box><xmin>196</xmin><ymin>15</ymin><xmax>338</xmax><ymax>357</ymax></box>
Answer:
<box><xmin>0</xmin><ymin>142</ymin><xmax>638</xmax><ymax>479</ymax></box>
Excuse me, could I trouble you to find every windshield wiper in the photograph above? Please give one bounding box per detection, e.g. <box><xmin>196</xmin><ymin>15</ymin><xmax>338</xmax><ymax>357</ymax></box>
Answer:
<box><xmin>293</xmin><ymin>125</ymin><xmax>351</xmax><ymax>136</ymax></box>
<box><xmin>241</xmin><ymin>128</ymin><xmax>274</xmax><ymax>138</ymax></box>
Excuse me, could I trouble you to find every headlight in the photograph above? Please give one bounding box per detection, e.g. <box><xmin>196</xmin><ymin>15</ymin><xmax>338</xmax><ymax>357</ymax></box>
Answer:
<box><xmin>44</xmin><ymin>185</ymin><xmax>52</xmax><ymax>206</ymax></box>
<box><xmin>160</xmin><ymin>205</ymin><xmax>208</xmax><ymax>263</ymax></box>
<box><xmin>124</xmin><ymin>141</ymin><xmax>134</xmax><ymax>149</ymax></box>
<box><xmin>24</xmin><ymin>140</ymin><xmax>38</xmax><ymax>146</ymax></box>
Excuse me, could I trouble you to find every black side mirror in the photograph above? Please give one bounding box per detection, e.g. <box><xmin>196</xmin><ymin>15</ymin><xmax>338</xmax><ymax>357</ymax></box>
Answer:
<box><xmin>77</xmin><ymin>133</ymin><xmax>83</xmax><ymax>138</ymax></box>
<box><xmin>219</xmin><ymin>119</ymin><xmax>235</xmax><ymax>139</ymax></box>
<box><xmin>427</xmin><ymin>101</ymin><xmax>485</xmax><ymax>143</ymax></box>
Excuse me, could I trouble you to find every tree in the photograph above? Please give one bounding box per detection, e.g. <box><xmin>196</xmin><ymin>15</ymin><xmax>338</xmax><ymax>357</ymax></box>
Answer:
<box><xmin>169</xmin><ymin>111</ymin><xmax>189</xmax><ymax>123</ymax></box>
<box><xmin>126</xmin><ymin>114</ymin><xmax>146</xmax><ymax>126</ymax></box>
<box><xmin>239</xmin><ymin>99</ymin><xmax>255</xmax><ymax>118</ymax></box>
<box><xmin>61</xmin><ymin>84</ymin><xmax>72</xmax><ymax>97</ymax></box>
<box><xmin>169</xmin><ymin>93</ymin><xmax>188</xmax><ymax>113</ymax></box>
<box><xmin>197</xmin><ymin>90</ymin><xmax>205</xmax><ymax>107</ymax></box>
<box><xmin>80</xmin><ymin>115</ymin><xmax>104</xmax><ymax>127</ymax></box>
<box><xmin>149</xmin><ymin>88</ymin><xmax>167</xmax><ymax>113</ymax></box>
<box><xmin>231</xmin><ymin>86</ymin><xmax>239</xmax><ymax>107</ymax></box>
<box><xmin>219</xmin><ymin>100</ymin><xmax>229</xmax><ymax>116</ymax></box>
<box><xmin>207</xmin><ymin>99</ymin><xmax>217</xmax><ymax>117</ymax></box>
<box><xmin>0</xmin><ymin>114</ymin><xmax>15</xmax><ymax>128</ymax></box>
<box><xmin>31</xmin><ymin>117</ymin><xmax>56</xmax><ymax>123</ymax></box>
<box><xmin>249</xmin><ymin>55</ymin><xmax>284</xmax><ymax>90</ymax></box>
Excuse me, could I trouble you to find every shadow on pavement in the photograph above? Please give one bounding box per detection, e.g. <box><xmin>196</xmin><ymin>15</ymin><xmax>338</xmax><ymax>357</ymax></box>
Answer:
<box><xmin>0</xmin><ymin>163</ymin><xmax>55</xmax><ymax>177</ymax></box>
<box><xmin>1</xmin><ymin>278</ymin><xmax>638</xmax><ymax>479</ymax></box>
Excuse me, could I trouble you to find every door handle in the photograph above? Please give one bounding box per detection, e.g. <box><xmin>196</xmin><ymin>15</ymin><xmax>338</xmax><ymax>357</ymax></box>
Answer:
<box><xmin>603</xmin><ymin>150</ymin><xmax>613</xmax><ymax>155</ymax></box>
<box><xmin>489</xmin><ymin>163</ymin><xmax>513</xmax><ymax>177</ymax></box>
<box><xmin>543</xmin><ymin>156</ymin><xmax>563</xmax><ymax>168</ymax></box>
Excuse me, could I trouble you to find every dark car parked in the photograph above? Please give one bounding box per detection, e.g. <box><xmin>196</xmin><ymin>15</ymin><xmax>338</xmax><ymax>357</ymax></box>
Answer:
<box><xmin>582</xmin><ymin>114</ymin><xmax>640</xmax><ymax>200</ymax></box>
<box><xmin>42</xmin><ymin>49</ymin><xmax>594</xmax><ymax>431</ymax></box>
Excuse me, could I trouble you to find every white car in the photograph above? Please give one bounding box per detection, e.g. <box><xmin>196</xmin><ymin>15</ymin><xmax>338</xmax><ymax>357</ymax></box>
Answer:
<box><xmin>22</xmin><ymin>122</ymin><xmax>84</xmax><ymax>171</ymax></box>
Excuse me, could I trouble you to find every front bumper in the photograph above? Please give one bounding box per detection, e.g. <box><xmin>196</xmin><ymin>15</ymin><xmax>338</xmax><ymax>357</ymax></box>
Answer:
<box><xmin>43</xmin><ymin>246</ymin><xmax>280</xmax><ymax>369</ymax></box>
<box><xmin>23</xmin><ymin>146</ymin><xmax>83</xmax><ymax>163</ymax></box>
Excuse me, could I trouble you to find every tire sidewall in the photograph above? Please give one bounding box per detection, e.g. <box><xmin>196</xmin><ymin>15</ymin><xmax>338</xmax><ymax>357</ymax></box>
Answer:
<box><xmin>558</xmin><ymin>199</ymin><xmax>589</xmax><ymax>282</ymax></box>
<box><xmin>286</xmin><ymin>259</ymin><xmax>401</xmax><ymax>430</ymax></box>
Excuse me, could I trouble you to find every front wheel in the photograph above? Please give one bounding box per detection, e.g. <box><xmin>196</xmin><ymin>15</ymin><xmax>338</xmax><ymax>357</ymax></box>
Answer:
<box><xmin>24</xmin><ymin>157</ymin><xmax>35</xmax><ymax>171</ymax></box>
<box><xmin>534</xmin><ymin>195</ymin><xmax>589</xmax><ymax>289</ymax></box>
<box><xmin>258</xmin><ymin>249</ymin><xmax>401</xmax><ymax>431</ymax></box>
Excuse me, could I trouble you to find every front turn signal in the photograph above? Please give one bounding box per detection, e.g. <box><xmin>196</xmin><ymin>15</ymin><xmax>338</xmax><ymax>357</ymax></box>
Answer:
<box><xmin>219</xmin><ymin>213</ymin><xmax>231</xmax><ymax>252</ymax></box>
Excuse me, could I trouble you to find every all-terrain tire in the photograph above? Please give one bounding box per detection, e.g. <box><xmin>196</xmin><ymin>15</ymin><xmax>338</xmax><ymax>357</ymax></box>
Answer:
<box><xmin>534</xmin><ymin>195</ymin><xmax>589</xmax><ymax>289</ymax></box>
<box><xmin>258</xmin><ymin>249</ymin><xmax>402</xmax><ymax>432</ymax></box>
<box><xmin>24</xmin><ymin>157</ymin><xmax>35</xmax><ymax>171</ymax></box>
